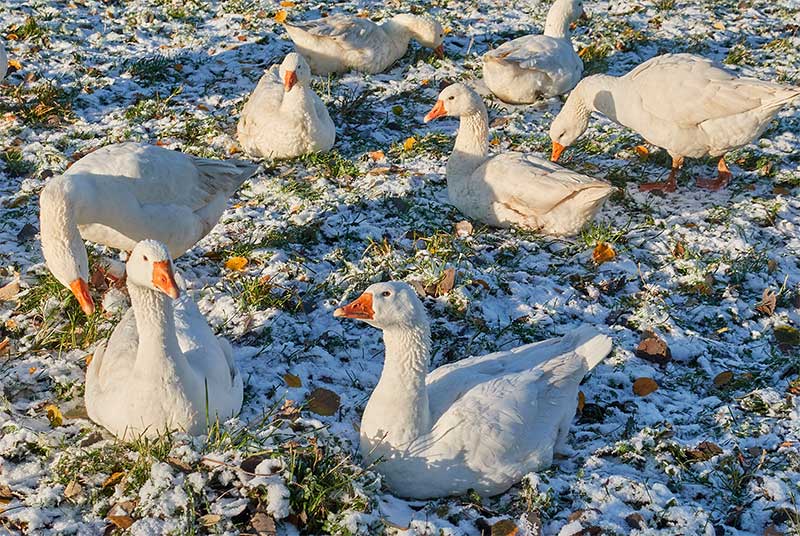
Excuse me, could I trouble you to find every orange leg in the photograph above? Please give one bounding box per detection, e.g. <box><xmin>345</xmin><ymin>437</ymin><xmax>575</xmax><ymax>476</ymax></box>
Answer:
<box><xmin>639</xmin><ymin>156</ymin><xmax>682</xmax><ymax>193</ymax></box>
<box><xmin>696</xmin><ymin>157</ymin><xmax>732</xmax><ymax>191</ymax></box>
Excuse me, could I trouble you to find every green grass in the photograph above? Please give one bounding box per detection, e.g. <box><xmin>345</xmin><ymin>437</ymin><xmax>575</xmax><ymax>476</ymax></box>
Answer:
<box><xmin>7</xmin><ymin>80</ymin><xmax>76</xmax><ymax>126</ymax></box>
<box><xmin>296</xmin><ymin>151</ymin><xmax>361</xmax><ymax>182</ymax></box>
<box><xmin>724</xmin><ymin>43</ymin><xmax>754</xmax><ymax>66</ymax></box>
<box><xmin>230</xmin><ymin>275</ymin><xmax>304</xmax><ymax>313</ymax></box>
<box><xmin>124</xmin><ymin>54</ymin><xmax>181</xmax><ymax>84</ymax></box>
<box><xmin>6</xmin><ymin>16</ymin><xmax>48</xmax><ymax>42</ymax></box>
<box><xmin>124</xmin><ymin>86</ymin><xmax>183</xmax><ymax>121</ymax></box>
<box><xmin>1</xmin><ymin>148</ymin><xmax>35</xmax><ymax>177</ymax></box>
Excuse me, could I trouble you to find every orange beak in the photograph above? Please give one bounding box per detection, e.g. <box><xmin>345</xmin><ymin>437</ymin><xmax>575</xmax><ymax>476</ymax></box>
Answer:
<box><xmin>333</xmin><ymin>292</ymin><xmax>374</xmax><ymax>320</ymax></box>
<box><xmin>284</xmin><ymin>70</ymin><xmax>298</xmax><ymax>92</ymax></box>
<box><xmin>434</xmin><ymin>44</ymin><xmax>445</xmax><ymax>58</ymax></box>
<box><xmin>424</xmin><ymin>100</ymin><xmax>447</xmax><ymax>123</ymax></box>
<box><xmin>69</xmin><ymin>278</ymin><xmax>95</xmax><ymax>316</ymax></box>
<box><xmin>152</xmin><ymin>261</ymin><xmax>180</xmax><ymax>299</ymax></box>
<box><xmin>551</xmin><ymin>141</ymin><xmax>566</xmax><ymax>162</ymax></box>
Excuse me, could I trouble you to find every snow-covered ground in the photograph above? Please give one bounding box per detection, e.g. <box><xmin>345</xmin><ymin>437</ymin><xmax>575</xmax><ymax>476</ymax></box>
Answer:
<box><xmin>1</xmin><ymin>0</ymin><xmax>799</xmax><ymax>534</ymax></box>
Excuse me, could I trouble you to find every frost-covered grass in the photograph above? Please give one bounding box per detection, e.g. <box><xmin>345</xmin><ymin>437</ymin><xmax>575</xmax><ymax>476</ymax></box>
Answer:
<box><xmin>1</xmin><ymin>0</ymin><xmax>800</xmax><ymax>534</ymax></box>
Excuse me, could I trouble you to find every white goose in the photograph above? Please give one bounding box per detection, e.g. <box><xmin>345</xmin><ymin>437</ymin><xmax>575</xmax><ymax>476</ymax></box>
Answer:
<box><xmin>85</xmin><ymin>240</ymin><xmax>243</xmax><ymax>439</ymax></box>
<box><xmin>237</xmin><ymin>53</ymin><xmax>335</xmax><ymax>159</ymax></box>
<box><xmin>334</xmin><ymin>282</ymin><xmax>612</xmax><ymax>499</ymax></box>
<box><xmin>424</xmin><ymin>83</ymin><xmax>612</xmax><ymax>236</ymax></box>
<box><xmin>549</xmin><ymin>53</ymin><xmax>800</xmax><ymax>192</ymax></box>
<box><xmin>483</xmin><ymin>0</ymin><xmax>584</xmax><ymax>104</ymax></box>
<box><xmin>39</xmin><ymin>142</ymin><xmax>257</xmax><ymax>315</ymax></box>
<box><xmin>283</xmin><ymin>13</ymin><xmax>444</xmax><ymax>75</ymax></box>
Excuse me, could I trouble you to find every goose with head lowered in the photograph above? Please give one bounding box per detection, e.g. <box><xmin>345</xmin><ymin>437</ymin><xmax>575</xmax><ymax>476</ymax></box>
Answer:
<box><xmin>85</xmin><ymin>240</ymin><xmax>243</xmax><ymax>439</ymax></box>
<box><xmin>483</xmin><ymin>0</ymin><xmax>585</xmax><ymax>104</ymax></box>
<box><xmin>237</xmin><ymin>52</ymin><xmax>335</xmax><ymax>159</ymax></box>
<box><xmin>334</xmin><ymin>281</ymin><xmax>612</xmax><ymax>499</ymax></box>
<box><xmin>424</xmin><ymin>83</ymin><xmax>612</xmax><ymax>236</ymax></box>
<box><xmin>39</xmin><ymin>142</ymin><xmax>258</xmax><ymax>316</ymax></box>
<box><xmin>283</xmin><ymin>13</ymin><xmax>444</xmax><ymax>75</ymax></box>
<box><xmin>549</xmin><ymin>53</ymin><xmax>800</xmax><ymax>192</ymax></box>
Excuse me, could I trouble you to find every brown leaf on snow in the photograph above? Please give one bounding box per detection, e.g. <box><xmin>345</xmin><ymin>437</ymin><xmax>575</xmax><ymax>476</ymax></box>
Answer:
<box><xmin>713</xmin><ymin>371</ymin><xmax>734</xmax><ymax>388</ymax></box>
<box><xmin>45</xmin><ymin>404</ymin><xmax>63</xmax><ymax>427</ymax></box>
<box><xmin>755</xmin><ymin>288</ymin><xmax>777</xmax><ymax>316</ymax></box>
<box><xmin>0</xmin><ymin>280</ymin><xmax>21</xmax><ymax>301</ymax></box>
<box><xmin>425</xmin><ymin>267</ymin><xmax>456</xmax><ymax>297</ymax></box>
<box><xmin>634</xmin><ymin>333</ymin><xmax>672</xmax><ymax>366</ymax></box>
<box><xmin>455</xmin><ymin>220</ymin><xmax>473</xmax><ymax>237</ymax></box>
<box><xmin>592</xmin><ymin>242</ymin><xmax>616</xmax><ymax>265</ymax></box>
<box><xmin>490</xmin><ymin>519</ymin><xmax>519</xmax><ymax>536</ymax></box>
<box><xmin>672</xmin><ymin>241</ymin><xmax>686</xmax><ymax>259</ymax></box>
<box><xmin>686</xmin><ymin>441</ymin><xmax>723</xmax><ymax>461</ymax></box>
<box><xmin>199</xmin><ymin>514</ymin><xmax>221</xmax><ymax>527</ymax></box>
<box><xmin>107</xmin><ymin>515</ymin><xmax>133</xmax><ymax>530</ymax></box>
<box><xmin>306</xmin><ymin>387</ymin><xmax>340</xmax><ymax>416</ymax></box>
<box><xmin>577</xmin><ymin>391</ymin><xmax>586</xmax><ymax>413</ymax></box>
<box><xmin>251</xmin><ymin>511</ymin><xmax>277</xmax><ymax>535</ymax></box>
<box><xmin>102</xmin><ymin>471</ymin><xmax>125</xmax><ymax>488</ymax></box>
<box><xmin>625</xmin><ymin>512</ymin><xmax>646</xmax><ymax>529</ymax></box>
<box><xmin>64</xmin><ymin>480</ymin><xmax>82</xmax><ymax>499</ymax></box>
<box><xmin>0</xmin><ymin>484</ymin><xmax>13</xmax><ymax>504</ymax></box>
<box><xmin>283</xmin><ymin>373</ymin><xmax>302</xmax><ymax>388</ymax></box>
<box><xmin>633</xmin><ymin>377</ymin><xmax>659</xmax><ymax>397</ymax></box>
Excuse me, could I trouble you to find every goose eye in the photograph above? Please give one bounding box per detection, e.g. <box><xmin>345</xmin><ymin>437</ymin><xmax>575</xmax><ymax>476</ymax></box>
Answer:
<box><xmin>382</xmin><ymin>291</ymin><xmax>391</xmax><ymax>297</ymax></box>
<box><xmin>143</xmin><ymin>255</ymin><xmax>148</xmax><ymax>261</ymax></box>
<box><xmin>448</xmin><ymin>95</ymin><xmax>455</xmax><ymax>100</ymax></box>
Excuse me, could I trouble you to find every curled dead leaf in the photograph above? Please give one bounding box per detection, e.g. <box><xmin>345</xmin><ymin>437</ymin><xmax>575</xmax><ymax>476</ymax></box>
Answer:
<box><xmin>491</xmin><ymin>519</ymin><xmax>519</xmax><ymax>536</ymax></box>
<box><xmin>673</xmin><ymin>241</ymin><xmax>686</xmax><ymax>259</ymax></box>
<box><xmin>633</xmin><ymin>377</ymin><xmax>658</xmax><ymax>397</ymax></box>
<box><xmin>455</xmin><ymin>220</ymin><xmax>473</xmax><ymax>237</ymax></box>
<box><xmin>368</xmin><ymin>150</ymin><xmax>385</xmax><ymax>161</ymax></box>
<box><xmin>64</xmin><ymin>480</ymin><xmax>82</xmax><ymax>499</ymax></box>
<box><xmin>102</xmin><ymin>471</ymin><xmax>125</xmax><ymax>488</ymax></box>
<box><xmin>634</xmin><ymin>145</ymin><xmax>649</xmax><ymax>159</ymax></box>
<box><xmin>107</xmin><ymin>515</ymin><xmax>134</xmax><ymax>530</ymax></box>
<box><xmin>274</xmin><ymin>9</ymin><xmax>288</xmax><ymax>22</ymax></box>
<box><xmin>0</xmin><ymin>280</ymin><xmax>21</xmax><ymax>301</ymax></box>
<box><xmin>200</xmin><ymin>514</ymin><xmax>222</xmax><ymax>527</ymax></box>
<box><xmin>592</xmin><ymin>242</ymin><xmax>616</xmax><ymax>265</ymax></box>
<box><xmin>634</xmin><ymin>334</ymin><xmax>671</xmax><ymax>366</ymax></box>
<box><xmin>755</xmin><ymin>288</ymin><xmax>777</xmax><ymax>316</ymax></box>
<box><xmin>306</xmin><ymin>387</ymin><xmax>340</xmax><ymax>416</ymax></box>
<box><xmin>713</xmin><ymin>370</ymin><xmax>734</xmax><ymax>388</ymax></box>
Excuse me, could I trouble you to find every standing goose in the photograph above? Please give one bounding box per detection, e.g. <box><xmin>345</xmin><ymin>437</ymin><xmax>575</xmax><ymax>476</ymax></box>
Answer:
<box><xmin>424</xmin><ymin>83</ymin><xmax>612</xmax><ymax>236</ymax></box>
<box><xmin>283</xmin><ymin>13</ymin><xmax>444</xmax><ymax>75</ymax></box>
<box><xmin>549</xmin><ymin>53</ymin><xmax>800</xmax><ymax>192</ymax></box>
<box><xmin>334</xmin><ymin>281</ymin><xmax>612</xmax><ymax>499</ymax></box>
<box><xmin>237</xmin><ymin>53</ymin><xmax>335</xmax><ymax>159</ymax></box>
<box><xmin>39</xmin><ymin>142</ymin><xmax>258</xmax><ymax>315</ymax></box>
<box><xmin>85</xmin><ymin>240</ymin><xmax>243</xmax><ymax>439</ymax></box>
<box><xmin>483</xmin><ymin>0</ymin><xmax>584</xmax><ymax>104</ymax></box>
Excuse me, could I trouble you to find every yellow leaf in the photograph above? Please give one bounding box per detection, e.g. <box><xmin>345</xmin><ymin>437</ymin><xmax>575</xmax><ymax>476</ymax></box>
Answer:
<box><xmin>225</xmin><ymin>256</ymin><xmax>248</xmax><ymax>271</ymax></box>
<box><xmin>420</xmin><ymin>78</ymin><xmax>430</xmax><ymax>86</ymax></box>
<box><xmin>592</xmin><ymin>242</ymin><xmax>616</xmax><ymax>265</ymax></box>
<box><xmin>403</xmin><ymin>137</ymin><xmax>417</xmax><ymax>151</ymax></box>
<box><xmin>29</xmin><ymin>366</ymin><xmax>37</xmax><ymax>374</ymax></box>
<box><xmin>634</xmin><ymin>145</ymin><xmax>649</xmax><ymax>159</ymax></box>
<box><xmin>6</xmin><ymin>33</ymin><xmax>18</xmax><ymax>41</ymax></box>
<box><xmin>85</xmin><ymin>354</ymin><xmax>93</xmax><ymax>367</ymax></box>
<box><xmin>357</xmin><ymin>10</ymin><xmax>369</xmax><ymax>18</ymax></box>
<box><xmin>103</xmin><ymin>472</ymin><xmax>125</xmax><ymax>488</ymax></box>
<box><xmin>444</xmin><ymin>27</ymin><xmax>452</xmax><ymax>35</ymax></box>
<box><xmin>45</xmin><ymin>404</ymin><xmax>63</xmax><ymax>427</ymax></box>
<box><xmin>368</xmin><ymin>150</ymin><xmax>385</xmax><ymax>161</ymax></box>
<box><xmin>279</xmin><ymin>0</ymin><xmax>295</xmax><ymax>6</ymax></box>
<box><xmin>284</xmin><ymin>373</ymin><xmax>302</xmax><ymax>388</ymax></box>
<box><xmin>713</xmin><ymin>21</ymin><xmax>725</xmax><ymax>30</ymax></box>
<box><xmin>7</xmin><ymin>59</ymin><xmax>22</xmax><ymax>70</ymax></box>
<box><xmin>490</xmin><ymin>137</ymin><xmax>500</xmax><ymax>146</ymax></box>
<box><xmin>274</xmin><ymin>9</ymin><xmax>287</xmax><ymax>23</ymax></box>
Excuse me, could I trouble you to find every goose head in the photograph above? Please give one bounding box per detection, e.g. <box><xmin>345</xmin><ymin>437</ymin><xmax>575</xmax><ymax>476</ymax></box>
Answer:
<box><xmin>126</xmin><ymin>240</ymin><xmax>180</xmax><ymax>298</ymax></box>
<box><xmin>392</xmin><ymin>14</ymin><xmax>445</xmax><ymax>58</ymax></box>
<box><xmin>549</xmin><ymin>90</ymin><xmax>591</xmax><ymax>162</ymax></box>
<box><xmin>423</xmin><ymin>83</ymin><xmax>484</xmax><ymax>122</ymax></box>
<box><xmin>334</xmin><ymin>281</ymin><xmax>428</xmax><ymax>330</ymax></box>
<box><xmin>279</xmin><ymin>52</ymin><xmax>311</xmax><ymax>92</ymax></box>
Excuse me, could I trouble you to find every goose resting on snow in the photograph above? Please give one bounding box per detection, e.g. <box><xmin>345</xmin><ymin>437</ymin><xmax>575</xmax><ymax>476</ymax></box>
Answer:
<box><xmin>424</xmin><ymin>83</ymin><xmax>612</xmax><ymax>236</ymax></box>
<box><xmin>39</xmin><ymin>142</ymin><xmax>257</xmax><ymax>315</ymax></box>
<box><xmin>334</xmin><ymin>281</ymin><xmax>612</xmax><ymax>498</ymax></box>
<box><xmin>283</xmin><ymin>13</ymin><xmax>444</xmax><ymax>75</ymax></box>
<box><xmin>483</xmin><ymin>0</ymin><xmax>584</xmax><ymax>104</ymax></box>
<box><xmin>237</xmin><ymin>53</ymin><xmax>335</xmax><ymax>159</ymax></box>
<box><xmin>549</xmin><ymin>53</ymin><xmax>800</xmax><ymax>192</ymax></box>
<box><xmin>85</xmin><ymin>240</ymin><xmax>243</xmax><ymax>438</ymax></box>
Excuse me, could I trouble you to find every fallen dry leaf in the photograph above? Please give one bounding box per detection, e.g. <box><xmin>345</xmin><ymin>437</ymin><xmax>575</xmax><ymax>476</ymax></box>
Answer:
<box><xmin>577</xmin><ymin>391</ymin><xmax>585</xmax><ymax>412</ymax></box>
<box><xmin>713</xmin><ymin>20</ymin><xmax>725</xmax><ymax>30</ymax></box>
<box><xmin>634</xmin><ymin>145</ymin><xmax>649</xmax><ymax>159</ymax></box>
<box><xmin>274</xmin><ymin>9</ymin><xmax>288</xmax><ymax>22</ymax></box>
<box><xmin>279</xmin><ymin>0</ymin><xmax>295</xmax><ymax>6</ymax></box>
<box><xmin>102</xmin><ymin>471</ymin><xmax>125</xmax><ymax>488</ymax></box>
<box><xmin>635</xmin><ymin>333</ymin><xmax>672</xmax><ymax>366</ymax></box>
<box><xmin>425</xmin><ymin>267</ymin><xmax>456</xmax><ymax>297</ymax></box>
<box><xmin>625</xmin><ymin>512</ymin><xmax>646</xmax><ymax>529</ymax></box>
<box><xmin>251</xmin><ymin>511</ymin><xmax>277</xmax><ymax>535</ymax></box>
<box><xmin>199</xmin><ymin>514</ymin><xmax>221</xmax><ymax>527</ymax></box>
<box><xmin>673</xmin><ymin>241</ymin><xmax>686</xmax><ymax>258</ymax></box>
<box><xmin>454</xmin><ymin>220</ymin><xmax>473</xmax><ymax>237</ymax></box>
<box><xmin>755</xmin><ymin>288</ymin><xmax>777</xmax><ymax>316</ymax></box>
<box><xmin>403</xmin><ymin>136</ymin><xmax>417</xmax><ymax>151</ymax></box>
<box><xmin>284</xmin><ymin>372</ymin><xmax>302</xmax><ymax>388</ymax></box>
<box><xmin>368</xmin><ymin>150</ymin><xmax>385</xmax><ymax>161</ymax></box>
<box><xmin>592</xmin><ymin>242</ymin><xmax>616</xmax><ymax>265</ymax></box>
<box><xmin>225</xmin><ymin>256</ymin><xmax>249</xmax><ymax>271</ymax></box>
<box><xmin>45</xmin><ymin>404</ymin><xmax>63</xmax><ymax>427</ymax></box>
<box><xmin>686</xmin><ymin>441</ymin><xmax>723</xmax><ymax>461</ymax></box>
<box><xmin>107</xmin><ymin>515</ymin><xmax>134</xmax><ymax>530</ymax></box>
<box><xmin>633</xmin><ymin>377</ymin><xmax>659</xmax><ymax>396</ymax></box>
<box><xmin>0</xmin><ymin>280</ymin><xmax>21</xmax><ymax>301</ymax></box>
<box><xmin>306</xmin><ymin>387</ymin><xmax>340</xmax><ymax>416</ymax></box>
<box><xmin>64</xmin><ymin>480</ymin><xmax>82</xmax><ymax>499</ymax></box>
<box><xmin>491</xmin><ymin>519</ymin><xmax>519</xmax><ymax>536</ymax></box>
<box><xmin>7</xmin><ymin>59</ymin><xmax>22</xmax><ymax>70</ymax></box>
<box><xmin>713</xmin><ymin>370</ymin><xmax>734</xmax><ymax>388</ymax></box>
<box><xmin>0</xmin><ymin>484</ymin><xmax>13</xmax><ymax>505</ymax></box>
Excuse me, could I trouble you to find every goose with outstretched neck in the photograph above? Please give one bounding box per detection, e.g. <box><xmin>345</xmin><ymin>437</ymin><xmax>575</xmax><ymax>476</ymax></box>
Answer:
<box><xmin>238</xmin><ymin>53</ymin><xmax>335</xmax><ymax>159</ymax></box>
<box><xmin>424</xmin><ymin>83</ymin><xmax>612</xmax><ymax>237</ymax></box>
<box><xmin>85</xmin><ymin>240</ymin><xmax>243</xmax><ymax>439</ymax></box>
<box><xmin>39</xmin><ymin>142</ymin><xmax>257</xmax><ymax>316</ymax></box>
<box><xmin>334</xmin><ymin>281</ymin><xmax>612</xmax><ymax>499</ymax></box>
<box><xmin>549</xmin><ymin>53</ymin><xmax>800</xmax><ymax>192</ymax></box>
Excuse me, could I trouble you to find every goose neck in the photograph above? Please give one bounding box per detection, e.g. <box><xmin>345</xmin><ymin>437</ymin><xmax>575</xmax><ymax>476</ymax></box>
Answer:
<box><xmin>39</xmin><ymin>177</ymin><xmax>90</xmax><ymax>284</ymax></box>
<box><xmin>281</xmin><ymin>85</ymin><xmax>314</xmax><ymax>114</ymax></box>
<box><xmin>381</xmin><ymin>17</ymin><xmax>414</xmax><ymax>50</ymax></box>
<box><xmin>446</xmin><ymin>109</ymin><xmax>489</xmax><ymax>183</ymax></box>
<box><xmin>127</xmin><ymin>281</ymin><xmax>183</xmax><ymax>374</ymax></box>
<box><xmin>576</xmin><ymin>74</ymin><xmax>622</xmax><ymax>122</ymax></box>
<box><xmin>544</xmin><ymin>1</ymin><xmax>574</xmax><ymax>39</ymax></box>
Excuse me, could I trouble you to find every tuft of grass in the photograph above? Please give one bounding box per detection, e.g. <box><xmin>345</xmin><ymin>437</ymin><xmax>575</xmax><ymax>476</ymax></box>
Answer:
<box><xmin>230</xmin><ymin>275</ymin><xmax>304</xmax><ymax>313</ymax></box>
<box><xmin>7</xmin><ymin>80</ymin><xmax>76</xmax><ymax>126</ymax></box>
<box><xmin>124</xmin><ymin>86</ymin><xmax>183</xmax><ymax>122</ymax></box>
<box><xmin>296</xmin><ymin>151</ymin><xmax>361</xmax><ymax>182</ymax></box>
<box><xmin>1</xmin><ymin>148</ymin><xmax>36</xmax><ymax>177</ymax></box>
<box><xmin>724</xmin><ymin>43</ymin><xmax>753</xmax><ymax>66</ymax></box>
<box><xmin>124</xmin><ymin>54</ymin><xmax>181</xmax><ymax>84</ymax></box>
<box><xmin>6</xmin><ymin>16</ymin><xmax>48</xmax><ymax>42</ymax></box>
<box><xmin>653</xmin><ymin>0</ymin><xmax>675</xmax><ymax>10</ymax></box>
